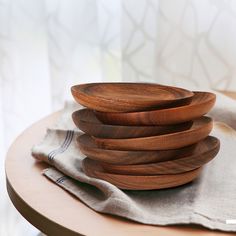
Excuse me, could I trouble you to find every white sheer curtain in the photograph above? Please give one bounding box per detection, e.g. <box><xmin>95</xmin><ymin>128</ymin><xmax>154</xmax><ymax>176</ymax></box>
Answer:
<box><xmin>1</xmin><ymin>0</ymin><xmax>236</xmax><ymax>235</ymax></box>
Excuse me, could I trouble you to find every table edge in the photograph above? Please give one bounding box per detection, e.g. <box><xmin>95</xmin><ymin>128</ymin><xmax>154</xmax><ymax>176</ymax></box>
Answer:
<box><xmin>5</xmin><ymin>111</ymin><xmax>83</xmax><ymax>236</ymax></box>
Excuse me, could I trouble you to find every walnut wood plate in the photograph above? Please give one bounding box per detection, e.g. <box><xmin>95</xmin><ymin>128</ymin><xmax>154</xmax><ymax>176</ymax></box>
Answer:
<box><xmin>82</xmin><ymin>158</ymin><xmax>202</xmax><ymax>190</ymax></box>
<box><xmin>100</xmin><ymin>136</ymin><xmax>220</xmax><ymax>175</ymax></box>
<box><xmin>94</xmin><ymin>116</ymin><xmax>213</xmax><ymax>150</ymax></box>
<box><xmin>71</xmin><ymin>83</ymin><xmax>194</xmax><ymax>112</ymax></box>
<box><xmin>77</xmin><ymin>134</ymin><xmax>198</xmax><ymax>164</ymax></box>
<box><xmin>95</xmin><ymin>92</ymin><xmax>216</xmax><ymax>125</ymax></box>
<box><xmin>72</xmin><ymin>109</ymin><xmax>193</xmax><ymax>139</ymax></box>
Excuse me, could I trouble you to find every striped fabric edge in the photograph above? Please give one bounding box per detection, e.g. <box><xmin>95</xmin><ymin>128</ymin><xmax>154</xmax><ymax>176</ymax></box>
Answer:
<box><xmin>48</xmin><ymin>130</ymin><xmax>74</xmax><ymax>162</ymax></box>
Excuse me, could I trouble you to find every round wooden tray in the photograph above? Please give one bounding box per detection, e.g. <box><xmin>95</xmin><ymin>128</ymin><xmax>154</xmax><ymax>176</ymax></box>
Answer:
<box><xmin>82</xmin><ymin>158</ymin><xmax>202</xmax><ymax>190</ymax></box>
<box><xmin>100</xmin><ymin>136</ymin><xmax>220</xmax><ymax>175</ymax></box>
<box><xmin>72</xmin><ymin>109</ymin><xmax>193</xmax><ymax>139</ymax></box>
<box><xmin>71</xmin><ymin>83</ymin><xmax>194</xmax><ymax>112</ymax></box>
<box><xmin>95</xmin><ymin>92</ymin><xmax>216</xmax><ymax>125</ymax></box>
<box><xmin>77</xmin><ymin>134</ymin><xmax>198</xmax><ymax>164</ymax></box>
<box><xmin>94</xmin><ymin>116</ymin><xmax>213</xmax><ymax>150</ymax></box>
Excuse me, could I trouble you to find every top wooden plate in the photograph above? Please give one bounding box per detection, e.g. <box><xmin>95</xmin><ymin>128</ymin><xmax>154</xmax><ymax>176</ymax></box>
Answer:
<box><xmin>95</xmin><ymin>92</ymin><xmax>216</xmax><ymax>125</ymax></box>
<box><xmin>71</xmin><ymin>83</ymin><xmax>194</xmax><ymax>112</ymax></box>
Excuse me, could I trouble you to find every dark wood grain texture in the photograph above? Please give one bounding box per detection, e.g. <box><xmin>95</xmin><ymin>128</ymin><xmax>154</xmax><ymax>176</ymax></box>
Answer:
<box><xmin>95</xmin><ymin>92</ymin><xmax>216</xmax><ymax>125</ymax></box>
<box><xmin>77</xmin><ymin>134</ymin><xmax>198</xmax><ymax>164</ymax></box>
<box><xmin>94</xmin><ymin>116</ymin><xmax>213</xmax><ymax>150</ymax></box>
<box><xmin>72</xmin><ymin>109</ymin><xmax>193</xmax><ymax>139</ymax></box>
<box><xmin>82</xmin><ymin>158</ymin><xmax>202</xmax><ymax>190</ymax></box>
<box><xmin>71</xmin><ymin>83</ymin><xmax>194</xmax><ymax>112</ymax></box>
<box><xmin>100</xmin><ymin>136</ymin><xmax>220</xmax><ymax>175</ymax></box>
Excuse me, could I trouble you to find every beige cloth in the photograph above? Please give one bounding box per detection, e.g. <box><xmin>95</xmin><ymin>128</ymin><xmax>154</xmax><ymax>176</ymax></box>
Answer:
<box><xmin>32</xmin><ymin>92</ymin><xmax>236</xmax><ymax>232</ymax></box>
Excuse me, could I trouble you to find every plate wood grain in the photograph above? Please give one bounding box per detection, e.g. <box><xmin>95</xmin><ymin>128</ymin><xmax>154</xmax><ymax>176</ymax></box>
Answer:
<box><xmin>94</xmin><ymin>116</ymin><xmax>213</xmax><ymax>151</ymax></box>
<box><xmin>72</xmin><ymin>109</ymin><xmax>193</xmax><ymax>139</ymax></box>
<box><xmin>95</xmin><ymin>92</ymin><xmax>216</xmax><ymax>125</ymax></box>
<box><xmin>77</xmin><ymin>134</ymin><xmax>198</xmax><ymax>165</ymax></box>
<box><xmin>100</xmin><ymin>136</ymin><xmax>220</xmax><ymax>175</ymax></box>
<box><xmin>71</xmin><ymin>83</ymin><xmax>194</xmax><ymax>112</ymax></box>
<box><xmin>82</xmin><ymin>158</ymin><xmax>202</xmax><ymax>190</ymax></box>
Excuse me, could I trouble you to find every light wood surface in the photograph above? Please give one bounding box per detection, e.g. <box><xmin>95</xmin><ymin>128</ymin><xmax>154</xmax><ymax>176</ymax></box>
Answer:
<box><xmin>5</xmin><ymin>92</ymin><xmax>235</xmax><ymax>236</ymax></box>
<box><xmin>71</xmin><ymin>83</ymin><xmax>193</xmax><ymax>112</ymax></box>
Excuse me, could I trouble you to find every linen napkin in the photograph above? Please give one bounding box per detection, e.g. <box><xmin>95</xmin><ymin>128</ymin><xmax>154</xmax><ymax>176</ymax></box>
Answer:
<box><xmin>32</xmin><ymin>91</ymin><xmax>236</xmax><ymax>232</ymax></box>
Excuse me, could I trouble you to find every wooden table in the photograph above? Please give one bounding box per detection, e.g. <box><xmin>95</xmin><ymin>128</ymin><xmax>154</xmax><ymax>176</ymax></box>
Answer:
<box><xmin>5</xmin><ymin>92</ymin><xmax>236</xmax><ymax>236</ymax></box>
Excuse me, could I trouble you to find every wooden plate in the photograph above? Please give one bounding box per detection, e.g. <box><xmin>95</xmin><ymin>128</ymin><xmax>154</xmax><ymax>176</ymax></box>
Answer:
<box><xmin>78</xmin><ymin>135</ymin><xmax>198</xmax><ymax>164</ymax></box>
<box><xmin>95</xmin><ymin>92</ymin><xmax>216</xmax><ymax>125</ymax></box>
<box><xmin>82</xmin><ymin>158</ymin><xmax>202</xmax><ymax>190</ymax></box>
<box><xmin>71</xmin><ymin>83</ymin><xmax>194</xmax><ymax>112</ymax></box>
<box><xmin>100</xmin><ymin>136</ymin><xmax>220</xmax><ymax>175</ymax></box>
<box><xmin>72</xmin><ymin>109</ymin><xmax>193</xmax><ymax>139</ymax></box>
<box><xmin>77</xmin><ymin>134</ymin><xmax>198</xmax><ymax>164</ymax></box>
<box><xmin>94</xmin><ymin>116</ymin><xmax>213</xmax><ymax>151</ymax></box>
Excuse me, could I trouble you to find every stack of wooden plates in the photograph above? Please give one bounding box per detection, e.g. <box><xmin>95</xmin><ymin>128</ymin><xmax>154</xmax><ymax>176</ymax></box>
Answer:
<box><xmin>71</xmin><ymin>83</ymin><xmax>220</xmax><ymax>190</ymax></box>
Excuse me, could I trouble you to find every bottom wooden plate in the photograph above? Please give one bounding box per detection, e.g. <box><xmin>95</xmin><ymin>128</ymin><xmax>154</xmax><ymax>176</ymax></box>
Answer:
<box><xmin>100</xmin><ymin>136</ymin><xmax>220</xmax><ymax>175</ymax></box>
<box><xmin>82</xmin><ymin>158</ymin><xmax>202</xmax><ymax>190</ymax></box>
